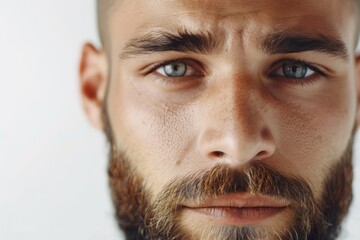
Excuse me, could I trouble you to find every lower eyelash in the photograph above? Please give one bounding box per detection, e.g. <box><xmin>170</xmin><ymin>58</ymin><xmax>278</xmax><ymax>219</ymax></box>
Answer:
<box><xmin>277</xmin><ymin>74</ymin><xmax>323</xmax><ymax>86</ymax></box>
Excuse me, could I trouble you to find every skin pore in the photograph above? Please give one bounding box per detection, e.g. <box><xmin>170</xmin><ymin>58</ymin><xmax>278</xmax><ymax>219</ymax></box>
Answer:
<box><xmin>80</xmin><ymin>0</ymin><xmax>360</xmax><ymax>239</ymax></box>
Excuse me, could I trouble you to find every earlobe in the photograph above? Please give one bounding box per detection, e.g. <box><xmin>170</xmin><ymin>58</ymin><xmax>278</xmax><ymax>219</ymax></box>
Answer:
<box><xmin>79</xmin><ymin>43</ymin><xmax>108</xmax><ymax>130</ymax></box>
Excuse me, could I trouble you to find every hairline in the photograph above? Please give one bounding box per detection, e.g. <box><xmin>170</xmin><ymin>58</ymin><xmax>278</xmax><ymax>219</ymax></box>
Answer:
<box><xmin>97</xmin><ymin>0</ymin><xmax>360</xmax><ymax>50</ymax></box>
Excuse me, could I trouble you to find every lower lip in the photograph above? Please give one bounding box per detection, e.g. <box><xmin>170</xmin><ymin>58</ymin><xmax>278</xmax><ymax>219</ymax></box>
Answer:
<box><xmin>185</xmin><ymin>206</ymin><xmax>288</xmax><ymax>226</ymax></box>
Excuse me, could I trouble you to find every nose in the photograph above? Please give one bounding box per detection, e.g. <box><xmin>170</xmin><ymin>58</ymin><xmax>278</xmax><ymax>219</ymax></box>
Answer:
<box><xmin>198</xmin><ymin>82</ymin><xmax>276</xmax><ymax>166</ymax></box>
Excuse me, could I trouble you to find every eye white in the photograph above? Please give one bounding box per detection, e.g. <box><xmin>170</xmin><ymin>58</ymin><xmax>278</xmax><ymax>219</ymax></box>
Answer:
<box><xmin>303</xmin><ymin>68</ymin><xmax>315</xmax><ymax>77</ymax></box>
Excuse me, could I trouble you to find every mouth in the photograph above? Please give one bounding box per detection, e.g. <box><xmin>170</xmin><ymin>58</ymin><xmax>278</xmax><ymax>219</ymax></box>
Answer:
<box><xmin>183</xmin><ymin>193</ymin><xmax>290</xmax><ymax>226</ymax></box>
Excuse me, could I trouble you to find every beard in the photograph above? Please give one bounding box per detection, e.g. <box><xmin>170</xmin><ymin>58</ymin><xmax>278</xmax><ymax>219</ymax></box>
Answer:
<box><xmin>103</xmin><ymin>113</ymin><xmax>354</xmax><ymax>240</ymax></box>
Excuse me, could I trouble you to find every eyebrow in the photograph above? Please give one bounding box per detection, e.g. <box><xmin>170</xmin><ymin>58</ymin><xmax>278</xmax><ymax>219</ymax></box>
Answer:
<box><xmin>119</xmin><ymin>30</ymin><xmax>218</xmax><ymax>59</ymax></box>
<box><xmin>261</xmin><ymin>32</ymin><xmax>349</xmax><ymax>61</ymax></box>
<box><xmin>119</xmin><ymin>30</ymin><xmax>349</xmax><ymax>61</ymax></box>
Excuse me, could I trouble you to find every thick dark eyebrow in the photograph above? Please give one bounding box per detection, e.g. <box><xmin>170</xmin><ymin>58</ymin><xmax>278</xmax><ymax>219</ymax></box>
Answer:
<box><xmin>261</xmin><ymin>33</ymin><xmax>349</xmax><ymax>61</ymax></box>
<box><xmin>119</xmin><ymin>30</ymin><xmax>218</xmax><ymax>60</ymax></box>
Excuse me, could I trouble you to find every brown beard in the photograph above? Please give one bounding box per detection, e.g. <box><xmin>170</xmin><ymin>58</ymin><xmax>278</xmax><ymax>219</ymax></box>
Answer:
<box><xmin>103</xmin><ymin>112</ymin><xmax>354</xmax><ymax>240</ymax></box>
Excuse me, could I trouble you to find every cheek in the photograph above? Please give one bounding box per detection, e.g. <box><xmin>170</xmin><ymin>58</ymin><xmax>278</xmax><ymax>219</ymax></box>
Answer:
<box><xmin>108</xmin><ymin>76</ymin><xmax>196</xmax><ymax>198</ymax></box>
<box><xmin>272</xmin><ymin>80</ymin><xmax>356</xmax><ymax>197</ymax></box>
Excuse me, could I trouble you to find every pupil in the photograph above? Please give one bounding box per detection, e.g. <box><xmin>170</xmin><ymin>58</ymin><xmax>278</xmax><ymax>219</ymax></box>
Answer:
<box><xmin>173</xmin><ymin>65</ymin><xmax>179</xmax><ymax>71</ymax></box>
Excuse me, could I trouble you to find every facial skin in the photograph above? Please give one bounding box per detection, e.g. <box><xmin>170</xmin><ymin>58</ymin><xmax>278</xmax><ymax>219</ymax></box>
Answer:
<box><xmin>80</xmin><ymin>0</ymin><xmax>360</xmax><ymax>239</ymax></box>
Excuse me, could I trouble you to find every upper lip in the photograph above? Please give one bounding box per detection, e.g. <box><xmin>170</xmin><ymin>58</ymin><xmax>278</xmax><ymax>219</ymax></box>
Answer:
<box><xmin>184</xmin><ymin>193</ymin><xmax>291</xmax><ymax>209</ymax></box>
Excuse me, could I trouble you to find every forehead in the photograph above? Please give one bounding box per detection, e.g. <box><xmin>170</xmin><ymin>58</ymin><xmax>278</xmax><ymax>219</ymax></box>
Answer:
<box><xmin>109</xmin><ymin>0</ymin><xmax>356</xmax><ymax>52</ymax></box>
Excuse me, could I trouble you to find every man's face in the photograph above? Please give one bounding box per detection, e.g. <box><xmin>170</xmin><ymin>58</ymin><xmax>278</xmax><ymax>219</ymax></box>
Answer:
<box><xmin>81</xmin><ymin>0</ymin><xmax>360</xmax><ymax>239</ymax></box>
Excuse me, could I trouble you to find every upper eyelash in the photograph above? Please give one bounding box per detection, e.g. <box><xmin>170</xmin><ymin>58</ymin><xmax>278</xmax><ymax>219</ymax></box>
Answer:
<box><xmin>145</xmin><ymin>58</ymin><xmax>191</xmax><ymax>75</ymax></box>
<box><xmin>270</xmin><ymin>59</ymin><xmax>326</xmax><ymax>77</ymax></box>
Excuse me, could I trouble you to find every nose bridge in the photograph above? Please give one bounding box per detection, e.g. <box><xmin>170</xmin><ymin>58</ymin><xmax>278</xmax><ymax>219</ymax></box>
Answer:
<box><xmin>198</xmin><ymin>76</ymin><xmax>275</xmax><ymax>165</ymax></box>
<box><xmin>214</xmin><ymin>78</ymin><xmax>261</xmax><ymax>140</ymax></box>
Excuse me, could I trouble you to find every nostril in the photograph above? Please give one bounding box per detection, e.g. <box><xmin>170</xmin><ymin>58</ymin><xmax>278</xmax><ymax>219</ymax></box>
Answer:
<box><xmin>211</xmin><ymin>151</ymin><xmax>225</xmax><ymax>158</ymax></box>
<box><xmin>255</xmin><ymin>150</ymin><xmax>270</xmax><ymax>159</ymax></box>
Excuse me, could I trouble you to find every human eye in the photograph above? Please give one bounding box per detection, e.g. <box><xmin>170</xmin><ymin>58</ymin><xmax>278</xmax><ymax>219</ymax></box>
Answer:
<box><xmin>150</xmin><ymin>59</ymin><xmax>202</xmax><ymax>78</ymax></box>
<box><xmin>269</xmin><ymin>59</ymin><xmax>326</xmax><ymax>85</ymax></box>
<box><xmin>156</xmin><ymin>60</ymin><xmax>191</xmax><ymax>77</ymax></box>
<box><xmin>144</xmin><ymin>58</ymin><xmax>205</xmax><ymax>90</ymax></box>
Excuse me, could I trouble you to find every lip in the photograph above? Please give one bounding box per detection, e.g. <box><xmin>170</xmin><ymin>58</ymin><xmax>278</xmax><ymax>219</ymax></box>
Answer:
<box><xmin>183</xmin><ymin>193</ymin><xmax>290</xmax><ymax>226</ymax></box>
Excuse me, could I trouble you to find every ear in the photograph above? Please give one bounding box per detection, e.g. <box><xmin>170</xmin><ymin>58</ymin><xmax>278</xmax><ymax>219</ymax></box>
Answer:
<box><xmin>356</xmin><ymin>54</ymin><xmax>360</xmax><ymax>127</ymax></box>
<box><xmin>79</xmin><ymin>43</ymin><xmax>108</xmax><ymax>130</ymax></box>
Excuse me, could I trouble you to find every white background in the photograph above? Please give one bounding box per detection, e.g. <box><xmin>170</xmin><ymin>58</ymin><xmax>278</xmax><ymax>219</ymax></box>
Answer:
<box><xmin>0</xmin><ymin>1</ymin><xmax>359</xmax><ymax>240</ymax></box>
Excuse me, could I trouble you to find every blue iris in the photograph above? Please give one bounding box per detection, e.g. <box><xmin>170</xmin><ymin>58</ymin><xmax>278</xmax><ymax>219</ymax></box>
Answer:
<box><xmin>163</xmin><ymin>62</ymin><xmax>187</xmax><ymax>77</ymax></box>
<box><xmin>282</xmin><ymin>62</ymin><xmax>308</xmax><ymax>78</ymax></box>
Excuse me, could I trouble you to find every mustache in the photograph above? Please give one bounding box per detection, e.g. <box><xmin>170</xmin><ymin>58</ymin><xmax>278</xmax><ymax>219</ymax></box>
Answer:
<box><xmin>146</xmin><ymin>161</ymin><xmax>320</xmax><ymax>238</ymax></box>
<box><xmin>155</xmin><ymin>161</ymin><xmax>314</xmax><ymax>205</ymax></box>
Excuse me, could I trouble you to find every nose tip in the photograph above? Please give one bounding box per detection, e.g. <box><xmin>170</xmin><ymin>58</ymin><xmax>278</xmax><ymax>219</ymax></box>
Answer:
<box><xmin>199</xmin><ymin>127</ymin><xmax>276</xmax><ymax>166</ymax></box>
